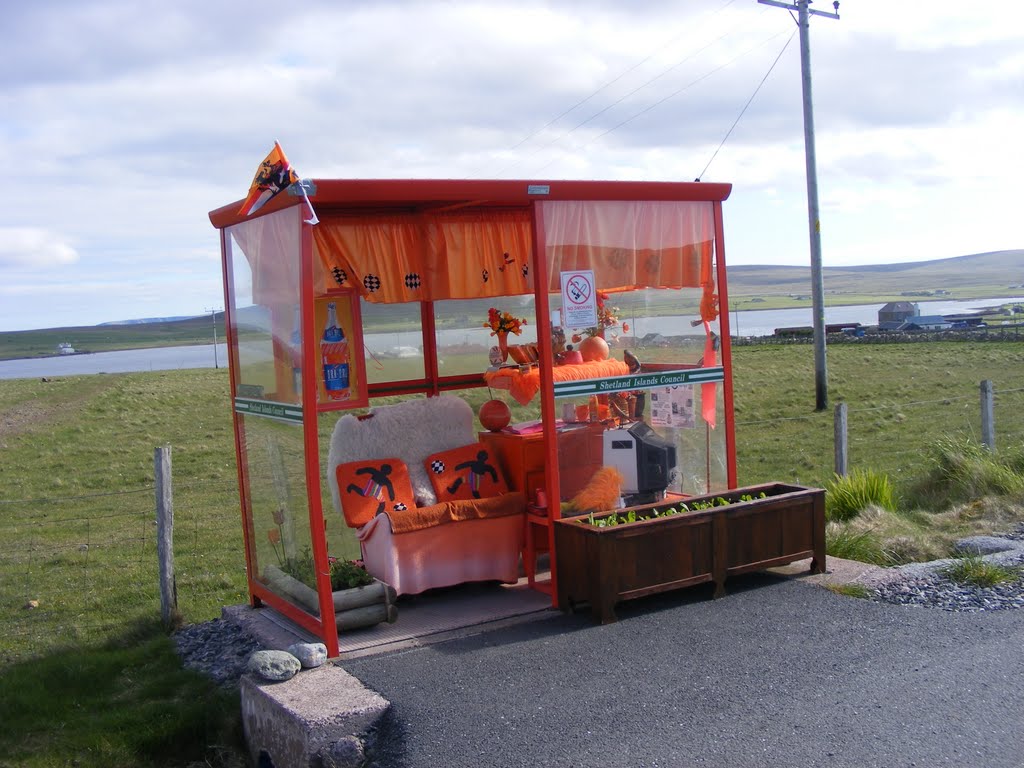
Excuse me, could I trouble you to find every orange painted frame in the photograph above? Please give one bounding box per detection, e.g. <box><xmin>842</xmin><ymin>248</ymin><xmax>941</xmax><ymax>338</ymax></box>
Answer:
<box><xmin>212</xmin><ymin>178</ymin><xmax>736</xmax><ymax>646</ymax></box>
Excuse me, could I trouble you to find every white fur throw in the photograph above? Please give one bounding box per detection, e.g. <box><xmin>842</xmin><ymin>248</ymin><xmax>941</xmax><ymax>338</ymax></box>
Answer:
<box><xmin>327</xmin><ymin>395</ymin><xmax>477</xmax><ymax>515</ymax></box>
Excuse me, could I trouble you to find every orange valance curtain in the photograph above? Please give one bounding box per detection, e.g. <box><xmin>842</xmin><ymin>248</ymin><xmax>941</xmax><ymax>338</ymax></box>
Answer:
<box><xmin>538</xmin><ymin>200</ymin><xmax>715</xmax><ymax>293</ymax></box>
<box><xmin>425</xmin><ymin>209</ymin><xmax>533</xmax><ymax>300</ymax></box>
<box><xmin>313</xmin><ymin>215</ymin><xmax>428</xmax><ymax>303</ymax></box>
<box><xmin>313</xmin><ymin>209</ymin><xmax>534</xmax><ymax>303</ymax></box>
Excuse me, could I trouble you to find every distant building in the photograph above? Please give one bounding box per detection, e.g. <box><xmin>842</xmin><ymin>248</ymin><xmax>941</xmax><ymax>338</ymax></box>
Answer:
<box><xmin>903</xmin><ymin>315</ymin><xmax>951</xmax><ymax>331</ymax></box>
<box><xmin>878</xmin><ymin>301</ymin><xmax>919</xmax><ymax>324</ymax></box>
<box><xmin>57</xmin><ymin>342</ymin><xmax>75</xmax><ymax>355</ymax></box>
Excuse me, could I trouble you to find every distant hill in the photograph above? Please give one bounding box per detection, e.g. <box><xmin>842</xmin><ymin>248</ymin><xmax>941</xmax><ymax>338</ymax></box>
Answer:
<box><xmin>727</xmin><ymin>249</ymin><xmax>1023</xmax><ymax>299</ymax></box>
<box><xmin>1</xmin><ymin>249</ymin><xmax>1021</xmax><ymax>361</ymax></box>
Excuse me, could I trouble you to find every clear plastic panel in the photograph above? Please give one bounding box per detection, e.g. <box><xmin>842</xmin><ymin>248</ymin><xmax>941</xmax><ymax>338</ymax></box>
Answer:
<box><xmin>433</xmin><ymin>297</ymin><xmax>538</xmax><ymax>377</ymax></box>
<box><xmin>243</xmin><ymin>416</ymin><xmax>315</xmax><ymax>599</ymax></box>
<box><xmin>359</xmin><ymin>297</ymin><xmax>426</xmax><ymax>384</ymax></box>
<box><xmin>226</xmin><ymin>206</ymin><xmax>303</xmax><ymax>406</ymax></box>
<box><xmin>537</xmin><ymin>201</ymin><xmax>728</xmax><ymax>510</ymax></box>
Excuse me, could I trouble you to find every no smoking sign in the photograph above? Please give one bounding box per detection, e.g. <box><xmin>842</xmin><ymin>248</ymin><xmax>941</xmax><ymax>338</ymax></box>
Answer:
<box><xmin>560</xmin><ymin>270</ymin><xmax>597</xmax><ymax>328</ymax></box>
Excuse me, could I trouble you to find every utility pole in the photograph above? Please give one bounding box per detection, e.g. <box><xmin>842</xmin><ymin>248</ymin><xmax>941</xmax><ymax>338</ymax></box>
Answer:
<box><xmin>758</xmin><ymin>0</ymin><xmax>838</xmax><ymax>410</ymax></box>
<box><xmin>206</xmin><ymin>308</ymin><xmax>222</xmax><ymax>369</ymax></box>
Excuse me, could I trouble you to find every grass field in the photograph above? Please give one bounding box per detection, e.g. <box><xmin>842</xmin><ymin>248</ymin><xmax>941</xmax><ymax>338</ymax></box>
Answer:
<box><xmin>2</xmin><ymin>340</ymin><xmax>1024</xmax><ymax>765</ymax></box>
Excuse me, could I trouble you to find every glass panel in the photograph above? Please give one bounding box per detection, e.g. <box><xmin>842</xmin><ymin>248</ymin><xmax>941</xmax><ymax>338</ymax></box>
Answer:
<box><xmin>360</xmin><ymin>297</ymin><xmax>426</xmax><ymax>384</ymax></box>
<box><xmin>434</xmin><ymin>297</ymin><xmax>538</xmax><ymax>377</ymax></box>
<box><xmin>226</xmin><ymin>206</ymin><xmax>303</xmax><ymax>406</ymax></box>
<box><xmin>243</xmin><ymin>417</ymin><xmax>315</xmax><ymax>601</ymax></box>
<box><xmin>538</xmin><ymin>201</ymin><xmax>728</xmax><ymax>510</ymax></box>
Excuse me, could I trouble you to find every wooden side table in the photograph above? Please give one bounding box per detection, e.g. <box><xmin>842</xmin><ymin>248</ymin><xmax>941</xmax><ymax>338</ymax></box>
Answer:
<box><xmin>480</xmin><ymin>424</ymin><xmax>607</xmax><ymax>589</ymax></box>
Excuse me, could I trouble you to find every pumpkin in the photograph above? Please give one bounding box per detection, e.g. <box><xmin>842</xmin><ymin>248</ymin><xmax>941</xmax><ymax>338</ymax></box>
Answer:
<box><xmin>578</xmin><ymin>335</ymin><xmax>610</xmax><ymax>362</ymax></box>
<box><xmin>479</xmin><ymin>399</ymin><xmax>512</xmax><ymax>432</ymax></box>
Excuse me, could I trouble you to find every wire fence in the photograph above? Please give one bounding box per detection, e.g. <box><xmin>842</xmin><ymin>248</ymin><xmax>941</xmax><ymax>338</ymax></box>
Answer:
<box><xmin>2</xmin><ymin>381</ymin><xmax>1022</xmax><ymax>663</ymax></box>
<box><xmin>0</xmin><ymin>479</ymin><xmax>246</xmax><ymax>664</ymax></box>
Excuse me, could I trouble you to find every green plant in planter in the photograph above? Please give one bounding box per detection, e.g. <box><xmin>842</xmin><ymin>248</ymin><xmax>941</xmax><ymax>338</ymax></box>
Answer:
<box><xmin>582</xmin><ymin>491</ymin><xmax>769</xmax><ymax>527</ymax></box>
<box><xmin>281</xmin><ymin>547</ymin><xmax>375</xmax><ymax>590</ymax></box>
<box><xmin>329</xmin><ymin>558</ymin><xmax>375</xmax><ymax>590</ymax></box>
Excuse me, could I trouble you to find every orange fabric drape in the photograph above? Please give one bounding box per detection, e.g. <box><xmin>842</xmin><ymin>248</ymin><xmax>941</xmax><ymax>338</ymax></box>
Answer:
<box><xmin>539</xmin><ymin>200</ymin><xmax>715</xmax><ymax>292</ymax></box>
<box><xmin>312</xmin><ymin>209</ymin><xmax>534</xmax><ymax>303</ymax></box>
<box><xmin>425</xmin><ymin>209</ymin><xmax>533</xmax><ymax>300</ymax></box>
<box><xmin>484</xmin><ymin>358</ymin><xmax>630</xmax><ymax>406</ymax></box>
<box><xmin>313</xmin><ymin>215</ymin><xmax>427</xmax><ymax>303</ymax></box>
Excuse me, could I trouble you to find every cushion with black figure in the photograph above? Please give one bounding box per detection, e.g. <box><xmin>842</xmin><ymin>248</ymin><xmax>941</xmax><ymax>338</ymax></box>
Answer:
<box><xmin>424</xmin><ymin>443</ymin><xmax>509</xmax><ymax>502</ymax></box>
<box><xmin>334</xmin><ymin>458</ymin><xmax>416</xmax><ymax>528</ymax></box>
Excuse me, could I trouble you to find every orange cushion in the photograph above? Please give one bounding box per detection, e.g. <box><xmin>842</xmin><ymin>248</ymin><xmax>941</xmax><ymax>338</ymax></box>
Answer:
<box><xmin>335</xmin><ymin>458</ymin><xmax>417</xmax><ymax>528</ymax></box>
<box><xmin>425</xmin><ymin>443</ymin><xmax>509</xmax><ymax>502</ymax></box>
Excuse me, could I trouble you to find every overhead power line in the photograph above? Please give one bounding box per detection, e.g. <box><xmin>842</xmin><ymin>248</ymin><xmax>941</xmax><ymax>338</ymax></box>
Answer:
<box><xmin>696</xmin><ymin>29</ymin><xmax>796</xmax><ymax>181</ymax></box>
<box><xmin>528</xmin><ymin>25</ymin><xmax>792</xmax><ymax>177</ymax></box>
<box><xmin>489</xmin><ymin>0</ymin><xmax>752</xmax><ymax>177</ymax></box>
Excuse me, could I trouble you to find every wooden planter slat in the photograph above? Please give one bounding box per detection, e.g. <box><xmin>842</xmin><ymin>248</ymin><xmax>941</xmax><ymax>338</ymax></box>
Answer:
<box><xmin>555</xmin><ymin>482</ymin><xmax>825</xmax><ymax>624</ymax></box>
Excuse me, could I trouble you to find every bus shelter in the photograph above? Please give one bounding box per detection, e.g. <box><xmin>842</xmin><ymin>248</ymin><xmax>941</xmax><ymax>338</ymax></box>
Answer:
<box><xmin>209</xmin><ymin>178</ymin><xmax>737</xmax><ymax>657</ymax></box>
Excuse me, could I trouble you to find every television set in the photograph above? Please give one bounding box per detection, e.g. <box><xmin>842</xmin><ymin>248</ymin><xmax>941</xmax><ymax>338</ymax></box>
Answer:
<box><xmin>602</xmin><ymin>421</ymin><xmax>677</xmax><ymax>498</ymax></box>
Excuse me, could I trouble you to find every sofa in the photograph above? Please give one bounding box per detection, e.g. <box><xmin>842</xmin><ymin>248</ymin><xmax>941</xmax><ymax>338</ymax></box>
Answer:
<box><xmin>326</xmin><ymin>396</ymin><xmax>525</xmax><ymax>595</ymax></box>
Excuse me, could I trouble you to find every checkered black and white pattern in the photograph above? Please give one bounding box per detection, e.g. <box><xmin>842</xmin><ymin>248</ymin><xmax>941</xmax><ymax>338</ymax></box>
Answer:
<box><xmin>364</xmin><ymin>274</ymin><xmax>381</xmax><ymax>292</ymax></box>
<box><xmin>430</xmin><ymin>459</ymin><xmax>445</xmax><ymax>474</ymax></box>
<box><xmin>331</xmin><ymin>266</ymin><xmax>347</xmax><ymax>285</ymax></box>
<box><xmin>393</xmin><ymin>502</ymin><xmax>408</xmax><ymax>511</ymax></box>
<box><xmin>404</xmin><ymin>273</ymin><xmax>421</xmax><ymax>289</ymax></box>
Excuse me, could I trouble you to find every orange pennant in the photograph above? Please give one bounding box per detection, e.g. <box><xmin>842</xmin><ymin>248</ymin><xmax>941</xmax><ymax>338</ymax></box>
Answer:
<box><xmin>238</xmin><ymin>141</ymin><xmax>299</xmax><ymax>216</ymax></box>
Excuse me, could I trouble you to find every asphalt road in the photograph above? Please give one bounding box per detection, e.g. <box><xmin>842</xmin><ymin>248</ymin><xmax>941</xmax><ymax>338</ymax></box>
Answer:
<box><xmin>340</xmin><ymin>574</ymin><xmax>1024</xmax><ymax>768</ymax></box>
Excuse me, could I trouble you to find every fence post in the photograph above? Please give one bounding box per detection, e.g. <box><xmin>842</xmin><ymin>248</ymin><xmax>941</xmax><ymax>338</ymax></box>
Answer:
<box><xmin>834</xmin><ymin>402</ymin><xmax>848</xmax><ymax>477</ymax></box>
<box><xmin>155</xmin><ymin>445</ymin><xmax>178</xmax><ymax>626</ymax></box>
<box><xmin>980</xmin><ymin>380</ymin><xmax>995</xmax><ymax>451</ymax></box>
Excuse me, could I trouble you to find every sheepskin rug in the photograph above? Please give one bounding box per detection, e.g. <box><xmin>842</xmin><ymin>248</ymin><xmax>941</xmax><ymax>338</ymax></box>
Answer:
<box><xmin>327</xmin><ymin>395</ymin><xmax>477</xmax><ymax>515</ymax></box>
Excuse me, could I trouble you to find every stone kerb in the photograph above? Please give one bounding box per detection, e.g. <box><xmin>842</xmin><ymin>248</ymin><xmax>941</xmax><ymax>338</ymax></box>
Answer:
<box><xmin>241</xmin><ymin>663</ymin><xmax>389</xmax><ymax>768</ymax></box>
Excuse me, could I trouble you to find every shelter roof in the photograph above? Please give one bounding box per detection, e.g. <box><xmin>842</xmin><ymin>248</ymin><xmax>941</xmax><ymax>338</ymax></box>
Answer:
<box><xmin>209</xmin><ymin>178</ymin><xmax>731</xmax><ymax>230</ymax></box>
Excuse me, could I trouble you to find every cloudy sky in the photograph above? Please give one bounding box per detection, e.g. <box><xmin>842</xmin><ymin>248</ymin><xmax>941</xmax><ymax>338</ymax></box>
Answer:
<box><xmin>1</xmin><ymin>0</ymin><xmax>1021</xmax><ymax>332</ymax></box>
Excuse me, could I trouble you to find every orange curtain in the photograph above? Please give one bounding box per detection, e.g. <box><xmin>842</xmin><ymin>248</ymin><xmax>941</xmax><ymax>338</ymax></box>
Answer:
<box><xmin>425</xmin><ymin>209</ymin><xmax>533</xmax><ymax>299</ymax></box>
<box><xmin>313</xmin><ymin>209</ymin><xmax>534</xmax><ymax>303</ymax></box>
<box><xmin>539</xmin><ymin>200</ymin><xmax>715</xmax><ymax>292</ymax></box>
<box><xmin>313</xmin><ymin>215</ymin><xmax>427</xmax><ymax>304</ymax></box>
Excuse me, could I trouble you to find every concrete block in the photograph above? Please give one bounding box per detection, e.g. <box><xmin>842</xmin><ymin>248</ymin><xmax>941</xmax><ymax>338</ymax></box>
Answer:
<box><xmin>241</xmin><ymin>663</ymin><xmax>389</xmax><ymax>768</ymax></box>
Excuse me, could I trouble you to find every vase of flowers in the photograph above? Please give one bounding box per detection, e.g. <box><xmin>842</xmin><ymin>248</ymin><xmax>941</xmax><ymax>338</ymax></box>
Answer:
<box><xmin>571</xmin><ymin>291</ymin><xmax>620</xmax><ymax>343</ymax></box>
<box><xmin>483</xmin><ymin>307</ymin><xmax>527</xmax><ymax>362</ymax></box>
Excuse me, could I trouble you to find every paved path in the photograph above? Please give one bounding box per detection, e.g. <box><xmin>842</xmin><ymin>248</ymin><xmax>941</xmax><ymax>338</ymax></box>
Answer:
<box><xmin>341</xmin><ymin>573</ymin><xmax>1024</xmax><ymax>767</ymax></box>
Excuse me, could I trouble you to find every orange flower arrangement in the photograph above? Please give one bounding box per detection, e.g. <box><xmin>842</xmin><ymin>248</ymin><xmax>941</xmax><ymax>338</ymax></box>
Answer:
<box><xmin>579</xmin><ymin>291</ymin><xmax>620</xmax><ymax>339</ymax></box>
<box><xmin>483</xmin><ymin>307</ymin><xmax>527</xmax><ymax>336</ymax></box>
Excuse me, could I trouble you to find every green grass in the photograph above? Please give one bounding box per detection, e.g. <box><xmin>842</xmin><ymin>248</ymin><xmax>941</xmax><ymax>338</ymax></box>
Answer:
<box><xmin>731</xmin><ymin>341</ymin><xmax>1024</xmax><ymax>491</ymax></box>
<box><xmin>0</xmin><ymin>620</ymin><xmax>245</xmax><ymax>768</ymax></box>
<box><xmin>825</xmin><ymin>523</ymin><xmax>897</xmax><ymax>567</ymax></box>
<box><xmin>3</xmin><ymin>340</ymin><xmax>1024</xmax><ymax>764</ymax></box>
<box><xmin>825</xmin><ymin>469</ymin><xmax>897</xmax><ymax>522</ymax></box>
<box><xmin>824</xmin><ymin>582</ymin><xmax>872</xmax><ymax>599</ymax></box>
<box><xmin>941</xmin><ymin>555</ymin><xmax>1020</xmax><ymax>587</ymax></box>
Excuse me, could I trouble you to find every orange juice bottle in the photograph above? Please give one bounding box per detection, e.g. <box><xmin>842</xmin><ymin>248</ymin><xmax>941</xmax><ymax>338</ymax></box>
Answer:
<box><xmin>321</xmin><ymin>302</ymin><xmax>350</xmax><ymax>400</ymax></box>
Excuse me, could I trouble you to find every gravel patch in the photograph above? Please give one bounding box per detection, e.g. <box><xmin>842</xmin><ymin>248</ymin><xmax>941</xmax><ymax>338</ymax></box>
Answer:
<box><xmin>867</xmin><ymin>522</ymin><xmax>1024</xmax><ymax>613</ymax></box>
<box><xmin>173</xmin><ymin>617</ymin><xmax>264</xmax><ymax>687</ymax></box>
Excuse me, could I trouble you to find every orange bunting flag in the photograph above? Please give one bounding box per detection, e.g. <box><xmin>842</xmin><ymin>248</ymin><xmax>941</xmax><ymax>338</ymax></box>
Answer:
<box><xmin>238</xmin><ymin>141</ymin><xmax>299</xmax><ymax>216</ymax></box>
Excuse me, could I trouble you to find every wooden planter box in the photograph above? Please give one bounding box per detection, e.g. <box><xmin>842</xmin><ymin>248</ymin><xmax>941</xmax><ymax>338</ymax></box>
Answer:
<box><xmin>554</xmin><ymin>482</ymin><xmax>825</xmax><ymax>624</ymax></box>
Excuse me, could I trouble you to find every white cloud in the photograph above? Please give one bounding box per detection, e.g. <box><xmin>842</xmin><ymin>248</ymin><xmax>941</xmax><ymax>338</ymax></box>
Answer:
<box><xmin>0</xmin><ymin>0</ymin><xmax>1021</xmax><ymax>331</ymax></box>
<box><xmin>0</xmin><ymin>228</ymin><xmax>79</xmax><ymax>268</ymax></box>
